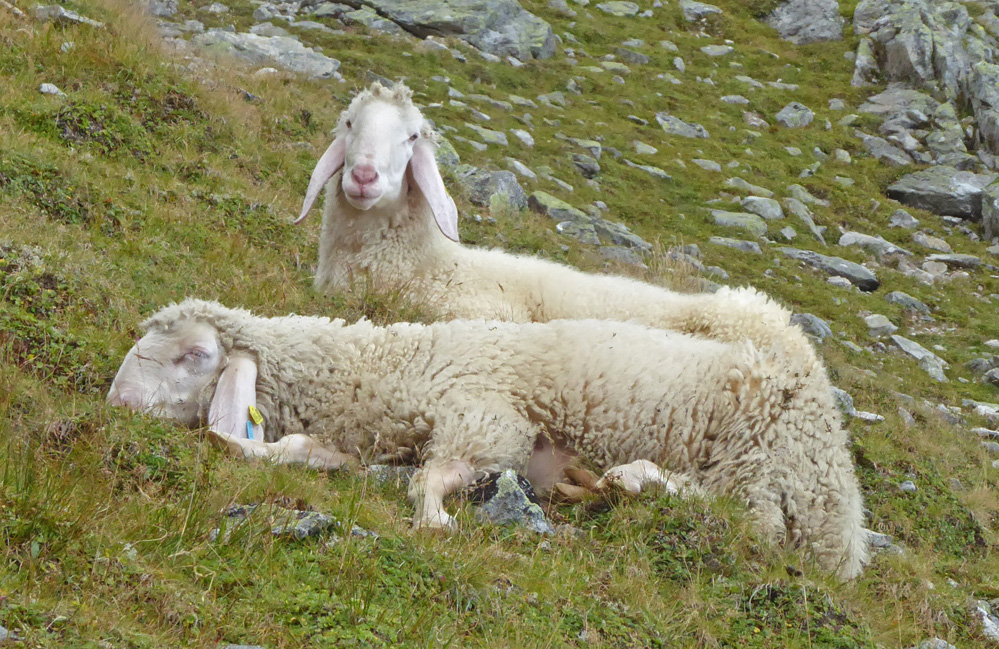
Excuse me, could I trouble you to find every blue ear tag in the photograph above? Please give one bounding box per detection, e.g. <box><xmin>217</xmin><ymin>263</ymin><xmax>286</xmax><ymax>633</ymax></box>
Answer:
<box><xmin>246</xmin><ymin>420</ymin><xmax>254</xmax><ymax>441</ymax></box>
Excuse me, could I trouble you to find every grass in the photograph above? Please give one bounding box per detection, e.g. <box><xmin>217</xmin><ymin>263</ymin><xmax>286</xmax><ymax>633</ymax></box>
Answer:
<box><xmin>2</xmin><ymin>0</ymin><xmax>999</xmax><ymax>646</ymax></box>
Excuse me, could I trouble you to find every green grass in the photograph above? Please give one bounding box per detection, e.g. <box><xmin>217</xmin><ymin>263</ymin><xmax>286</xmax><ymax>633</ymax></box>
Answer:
<box><xmin>2</xmin><ymin>0</ymin><xmax>999</xmax><ymax>646</ymax></box>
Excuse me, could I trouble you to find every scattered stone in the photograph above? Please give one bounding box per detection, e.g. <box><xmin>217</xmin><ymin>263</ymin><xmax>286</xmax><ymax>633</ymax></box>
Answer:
<box><xmin>596</xmin><ymin>1</ymin><xmax>639</xmax><ymax>17</ymax></box>
<box><xmin>202</xmin><ymin>2</ymin><xmax>229</xmax><ymax>14</ymax></box>
<box><xmin>743</xmin><ymin>111</ymin><xmax>769</xmax><ymax>129</ymax></box>
<box><xmin>571</xmin><ymin>153</ymin><xmax>600</xmax><ymax>178</ymax></box>
<box><xmin>899</xmin><ymin>480</ymin><xmax>917</xmax><ymax>493</ymax></box>
<box><xmin>366</xmin><ymin>464</ymin><xmax>418</xmax><ymax>486</ymax></box>
<box><xmin>528</xmin><ymin>191</ymin><xmax>589</xmax><ymax>223</ymax></box>
<box><xmin>721</xmin><ymin>94</ymin><xmax>749</xmax><ymax>105</ymax></box>
<box><xmin>742</xmin><ymin>196</ymin><xmax>783</xmax><ymax>220</ymax></box>
<box><xmin>787</xmin><ymin>184</ymin><xmax>829</xmax><ymax>207</ymax></box>
<box><xmin>780</xmin><ymin>247</ymin><xmax>880</xmax><ymax>291</ymax></box>
<box><xmin>701</xmin><ymin>45</ymin><xmax>733</xmax><ymax>56</ymax></box>
<box><xmin>469</xmin><ymin>470</ymin><xmax>555</xmax><ymax>534</ymax></box>
<box><xmin>34</xmin><ymin>4</ymin><xmax>104</xmax><ymax>27</ymax></box>
<box><xmin>511</xmin><ymin>129</ymin><xmax>534</xmax><ymax>148</ymax></box>
<box><xmin>783</xmin><ymin>198</ymin><xmax>826</xmax><ymax>244</ymax></box>
<box><xmin>193</xmin><ymin>30</ymin><xmax>340</xmax><ymax>78</ymax></box>
<box><xmin>925</xmin><ymin>253</ymin><xmax>981</xmax><ymax>269</ymax></box>
<box><xmin>38</xmin><ymin>83</ymin><xmax>65</xmax><ymax>97</ymax></box>
<box><xmin>969</xmin><ymin>600</ymin><xmax>999</xmax><ymax>642</ymax></box>
<box><xmin>885</xmin><ymin>291</ymin><xmax>930</xmax><ymax>314</ymax></box>
<box><xmin>538</xmin><ymin>91</ymin><xmax>567</xmax><ymax>107</ymax></box>
<box><xmin>865</xmin><ymin>314</ymin><xmax>898</xmax><ymax>336</ymax></box>
<box><xmin>725</xmin><ymin>177</ymin><xmax>773</xmax><ymax>197</ymax></box>
<box><xmin>615</xmin><ymin>47</ymin><xmax>649</xmax><ymax>64</ymax></box>
<box><xmin>887</xmin><ymin>166</ymin><xmax>999</xmax><ymax>220</ymax></box>
<box><xmin>854</xmin><ymin>410</ymin><xmax>885</xmax><ymax>423</ymax></box>
<box><xmin>622</xmin><ymin>159</ymin><xmax>671</xmax><ymax>180</ymax></box>
<box><xmin>838</xmin><ymin>232</ymin><xmax>911</xmax><ymax>257</ymax></box>
<box><xmin>146</xmin><ymin>0</ymin><xmax>177</xmax><ymax>17</ymax></box>
<box><xmin>792</xmin><ymin>313</ymin><xmax>833</xmax><ymax>340</ymax></box>
<box><xmin>855</xmin><ymin>131</ymin><xmax>912</xmax><ymax>166</ymax></box>
<box><xmin>984</xmin><ymin>368</ymin><xmax>999</xmax><ymax>387</ymax></box>
<box><xmin>454</xmin><ymin>165</ymin><xmax>527</xmax><ymax>211</ymax></box>
<box><xmin>655</xmin><ymin>112</ymin><xmax>709</xmax><ymax>138</ymax></box>
<box><xmin>983</xmin><ymin>181</ymin><xmax>999</xmax><ymax>241</ymax></box>
<box><xmin>711</xmin><ymin>210</ymin><xmax>767</xmax><ymax>237</ymax></box>
<box><xmin>775</xmin><ymin>102</ymin><xmax>814</xmax><ymax>128</ymax></box>
<box><xmin>692</xmin><ymin>158</ymin><xmax>721</xmax><ymax>172</ymax></box>
<box><xmin>766</xmin><ymin>0</ymin><xmax>843</xmax><ymax>44</ymax></box>
<box><xmin>465</xmin><ymin>123</ymin><xmax>508</xmax><ymax>146</ymax></box>
<box><xmin>504</xmin><ymin>157</ymin><xmax>536</xmax><ymax>179</ymax></box>
<box><xmin>889</xmin><ymin>209</ymin><xmax>919</xmax><ymax>229</ymax></box>
<box><xmin>341</xmin><ymin>7</ymin><xmax>407</xmax><ymax>35</ymax></box>
<box><xmin>911</xmin><ymin>232</ymin><xmax>952</xmax><ymax>253</ymax></box>
<box><xmin>708</xmin><ymin>237</ymin><xmax>762</xmax><ymax>254</ymax></box>
<box><xmin>680</xmin><ymin>0</ymin><xmax>722</xmax><ymax>21</ymax></box>
<box><xmin>633</xmin><ymin>140</ymin><xmax>657</xmax><ymax>155</ymax></box>
<box><xmin>891</xmin><ymin>335</ymin><xmax>948</xmax><ymax>368</ymax></box>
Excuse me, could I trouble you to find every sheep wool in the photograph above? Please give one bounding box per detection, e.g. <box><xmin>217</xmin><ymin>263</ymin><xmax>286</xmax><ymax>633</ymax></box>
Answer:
<box><xmin>141</xmin><ymin>299</ymin><xmax>868</xmax><ymax>579</ymax></box>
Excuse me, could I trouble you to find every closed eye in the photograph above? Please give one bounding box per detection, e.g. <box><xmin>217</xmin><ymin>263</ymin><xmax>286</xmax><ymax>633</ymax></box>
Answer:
<box><xmin>408</xmin><ymin>133</ymin><xmax>419</xmax><ymax>142</ymax></box>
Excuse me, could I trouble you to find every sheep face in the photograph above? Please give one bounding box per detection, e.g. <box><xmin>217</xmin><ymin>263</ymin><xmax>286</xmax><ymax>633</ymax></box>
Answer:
<box><xmin>338</xmin><ymin>94</ymin><xmax>424</xmax><ymax>211</ymax></box>
<box><xmin>107</xmin><ymin>320</ymin><xmax>224</xmax><ymax>426</ymax></box>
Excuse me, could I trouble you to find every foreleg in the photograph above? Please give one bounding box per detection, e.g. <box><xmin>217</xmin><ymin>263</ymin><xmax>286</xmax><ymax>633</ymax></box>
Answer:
<box><xmin>207</xmin><ymin>430</ymin><xmax>355</xmax><ymax>470</ymax></box>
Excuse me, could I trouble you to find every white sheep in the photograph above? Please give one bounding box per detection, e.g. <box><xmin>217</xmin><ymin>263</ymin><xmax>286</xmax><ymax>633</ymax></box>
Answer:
<box><xmin>107</xmin><ymin>299</ymin><xmax>868</xmax><ymax>578</ymax></box>
<box><xmin>295</xmin><ymin>82</ymin><xmax>811</xmax><ymax>360</ymax></box>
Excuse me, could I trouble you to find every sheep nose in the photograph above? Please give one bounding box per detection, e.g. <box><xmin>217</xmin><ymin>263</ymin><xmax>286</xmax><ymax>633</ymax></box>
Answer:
<box><xmin>351</xmin><ymin>164</ymin><xmax>378</xmax><ymax>186</ymax></box>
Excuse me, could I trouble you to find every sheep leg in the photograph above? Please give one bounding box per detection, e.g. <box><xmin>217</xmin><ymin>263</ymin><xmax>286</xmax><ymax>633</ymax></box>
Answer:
<box><xmin>206</xmin><ymin>430</ymin><xmax>354</xmax><ymax>470</ymax></box>
<box><xmin>408</xmin><ymin>460</ymin><xmax>477</xmax><ymax>530</ymax></box>
<box><xmin>594</xmin><ymin>459</ymin><xmax>702</xmax><ymax>496</ymax></box>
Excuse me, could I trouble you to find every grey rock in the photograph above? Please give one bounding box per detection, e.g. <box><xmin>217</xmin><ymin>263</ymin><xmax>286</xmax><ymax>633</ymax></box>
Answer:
<box><xmin>342</xmin><ymin>7</ymin><xmax>407</xmax><ymax>35</ymax></box>
<box><xmin>792</xmin><ymin>313</ymin><xmax>833</xmax><ymax>340</ymax></box>
<box><xmin>852</xmin><ymin>37</ymin><xmax>878</xmax><ymax>87</ymax></box>
<box><xmin>775</xmin><ymin>102</ymin><xmax>814</xmax><ymax>128</ymax></box>
<box><xmin>982</xmin><ymin>181</ymin><xmax>999</xmax><ymax>240</ymax></box>
<box><xmin>891</xmin><ymin>334</ymin><xmax>948</xmax><ymax>367</ymax></box>
<box><xmin>615</xmin><ymin>46</ymin><xmax>649</xmax><ymax>64</ymax></box>
<box><xmin>454</xmin><ymin>165</ymin><xmax>527</xmax><ymax>211</ymax></box>
<box><xmin>529</xmin><ymin>191</ymin><xmax>589</xmax><ymax>223</ymax></box>
<box><xmin>889</xmin><ymin>209</ymin><xmax>919</xmax><ymax>229</ymax></box>
<box><xmin>721</xmin><ymin>94</ymin><xmax>750</xmax><ymax>105</ymax></box>
<box><xmin>366</xmin><ymin>464</ymin><xmax>418</xmax><ymax>486</ymax></box>
<box><xmin>885</xmin><ymin>291</ymin><xmax>930</xmax><ymax>313</ymax></box>
<box><xmin>780</xmin><ymin>247</ymin><xmax>880</xmax><ymax>291</ymax></box>
<box><xmin>838</xmin><ymin>231</ymin><xmax>911</xmax><ymax>257</ymax></box>
<box><xmin>572</xmin><ymin>153</ymin><xmax>600</xmax><ymax>178</ymax></box>
<box><xmin>855</xmin><ymin>131</ymin><xmax>912</xmax><ymax>165</ymax></box>
<box><xmin>511</xmin><ymin>129</ymin><xmax>534</xmax><ymax>148</ymax></box>
<box><xmin>192</xmin><ymin>30</ymin><xmax>340</xmax><ymax>78</ymax></box>
<box><xmin>147</xmin><ymin>0</ymin><xmax>178</xmax><ymax>17</ymax></box>
<box><xmin>356</xmin><ymin>0</ymin><xmax>556</xmax><ymax>60</ymax></box>
<box><xmin>38</xmin><ymin>83</ymin><xmax>65</xmax><ymax>97</ymax></box>
<box><xmin>596</xmin><ymin>1</ymin><xmax>639</xmax><ymax>17</ymax></box>
<box><xmin>465</xmin><ymin>123</ymin><xmax>508</xmax><ymax>146</ymax></box>
<box><xmin>633</xmin><ymin>140</ymin><xmax>657</xmax><ymax>155</ymax></box>
<box><xmin>787</xmin><ymin>184</ymin><xmax>829</xmax><ymax>207</ymax></box>
<box><xmin>708</xmin><ymin>237</ymin><xmax>762</xmax><ymax>254</ymax></box>
<box><xmin>711</xmin><ymin>210</ymin><xmax>767</xmax><ymax>237</ymax></box>
<box><xmin>829</xmin><ymin>98</ymin><xmax>846</xmax><ymax>111</ymax></box>
<box><xmin>538</xmin><ymin>91</ymin><xmax>567</xmax><ymax>107</ymax></box>
<box><xmin>599</xmin><ymin>245</ymin><xmax>647</xmax><ymax>266</ymax></box>
<box><xmin>831</xmin><ymin>386</ymin><xmax>856</xmax><ymax>415</ymax></box>
<box><xmin>887</xmin><ymin>166</ymin><xmax>999</xmax><ymax>220</ymax></box>
<box><xmin>910</xmin><ymin>639</ymin><xmax>957</xmax><ymax>649</ymax></box>
<box><xmin>742</xmin><ymin>196</ymin><xmax>784</xmax><ymax>220</ymax></box>
<box><xmin>655</xmin><ymin>112</ymin><xmax>709</xmax><ymax>138</ymax></box>
<box><xmin>865</xmin><ymin>314</ymin><xmax>898</xmax><ymax>336</ymax></box>
<box><xmin>725</xmin><ymin>177</ymin><xmax>773</xmax><ymax>197</ymax></box>
<box><xmin>34</xmin><ymin>4</ymin><xmax>104</xmax><ymax>27</ymax></box>
<box><xmin>250</xmin><ymin>22</ymin><xmax>292</xmax><ymax>37</ymax></box>
<box><xmin>967</xmin><ymin>357</ymin><xmax>999</xmax><ymax>376</ymax></box>
<box><xmin>202</xmin><ymin>2</ymin><xmax>229</xmax><ymax>13</ymax></box>
<box><xmin>701</xmin><ymin>45</ymin><xmax>733</xmax><ymax>56</ymax></box>
<box><xmin>766</xmin><ymin>0</ymin><xmax>843</xmax><ymax>45</ymax></box>
<box><xmin>783</xmin><ymin>198</ymin><xmax>827</xmax><ymax>245</ymax></box>
<box><xmin>985</xmin><ymin>368</ymin><xmax>999</xmax><ymax>387</ymax></box>
<box><xmin>504</xmin><ymin>157</ymin><xmax>536</xmax><ymax>179</ymax></box>
<box><xmin>925</xmin><ymin>253</ymin><xmax>981</xmax><ymax>269</ymax></box>
<box><xmin>692</xmin><ymin>158</ymin><xmax>721</xmax><ymax>172</ymax></box>
<box><xmin>622</xmin><ymin>159</ymin><xmax>671</xmax><ymax>180</ymax></box>
<box><xmin>899</xmin><ymin>480</ymin><xmax>917</xmax><ymax>493</ymax></box>
<box><xmin>912</xmin><ymin>231</ymin><xmax>952</xmax><ymax>253</ymax></box>
<box><xmin>680</xmin><ymin>0</ymin><xmax>722</xmax><ymax>21</ymax></box>
<box><xmin>270</xmin><ymin>510</ymin><xmax>339</xmax><ymax>539</ymax></box>
<box><xmin>471</xmin><ymin>470</ymin><xmax>554</xmax><ymax>534</ymax></box>
<box><xmin>556</xmin><ymin>221</ymin><xmax>600</xmax><ymax>245</ymax></box>
<box><xmin>312</xmin><ymin>2</ymin><xmax>350</xmax><ymax>18</ymax></box>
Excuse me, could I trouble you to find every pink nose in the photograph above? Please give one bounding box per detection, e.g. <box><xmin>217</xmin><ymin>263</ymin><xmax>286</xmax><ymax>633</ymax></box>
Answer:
<box><xmin>351</xmin><ymin>164</ymin><xmax>378</xmax><ymax>186</ymax></box>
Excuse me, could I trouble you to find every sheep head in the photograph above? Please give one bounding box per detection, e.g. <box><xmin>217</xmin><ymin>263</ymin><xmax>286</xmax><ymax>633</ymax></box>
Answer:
<box><xmin>107</xmin><ymin>317</ymin><xmax>226</xmax><ymax>426</ymax></box>
<box><xmin>296</xmin><ymin>82</ymin><xmax>459</xmax><ymax>241</ymax></box>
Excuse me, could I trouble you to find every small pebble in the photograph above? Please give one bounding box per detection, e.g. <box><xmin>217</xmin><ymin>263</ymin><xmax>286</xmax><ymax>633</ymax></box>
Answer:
<box><xmin>39</xmin><ymin>82</ymin><xmax>65</xmax><ymax>96</ymax></box>
<box><xmin>899</xmin><ymin>480</ymin><xmax>917</xmax><ymax>493</ymax></box>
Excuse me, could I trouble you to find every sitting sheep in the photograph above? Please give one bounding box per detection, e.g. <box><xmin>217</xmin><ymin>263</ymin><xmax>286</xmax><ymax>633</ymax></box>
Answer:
<box><xmin>107</xmin><ymin>299</ymin><xmax>868</xmax><ymax>579</ymax></box>
<box><xmin>295</xmin><ymin>82</ymin><xmax>810</xmax><ymax>360</ymax></box>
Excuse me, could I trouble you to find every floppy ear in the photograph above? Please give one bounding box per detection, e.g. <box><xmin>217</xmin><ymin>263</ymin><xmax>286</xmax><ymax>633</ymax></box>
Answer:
<box><xmin>207</xmin><ymin>351</ymin><xmax>260</xmax><ymax>440</ymax></box>
<box><xmin>295</xmin><ymin>135</ymin><xmax>346</xmax><ymax>225</ymax></box>
<box><xmin>409</xmin><ymin>140</ymin><xmax>459</xmax><ymax>242</ymax></box>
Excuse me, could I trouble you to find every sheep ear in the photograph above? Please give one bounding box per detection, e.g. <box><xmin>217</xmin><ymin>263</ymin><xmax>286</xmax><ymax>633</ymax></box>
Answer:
<box><xmin>207</xmin><ymin>352</ymin><xmax>260</xmax><ymax>440</ymax></box>
<box><xmin>409</xmin><ymin>140</ymin><xmax>459</xmax><ymax>242</ymax></box>
<box><xmin>295</xmin><ymin>136</ymin><xmax>346</xmax><ymax>225</ymax></box>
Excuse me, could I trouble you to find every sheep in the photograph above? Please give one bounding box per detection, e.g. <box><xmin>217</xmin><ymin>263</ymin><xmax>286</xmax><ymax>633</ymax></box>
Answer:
<box><xmin>295</xmin><ymin>82</ymin><xmax>813</xmax><ymax>362</ymax></box>
<box><xmin>107</xmin><ymin>299</ymin><xmax>868</xmax><ymax>579</ymax></box>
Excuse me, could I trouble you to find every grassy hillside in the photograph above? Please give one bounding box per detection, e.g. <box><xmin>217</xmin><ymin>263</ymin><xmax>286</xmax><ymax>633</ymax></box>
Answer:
<box><xmin>2</xmin><ymin>0</ymin><xmax>999</xmax><ymax>646</ymax></box>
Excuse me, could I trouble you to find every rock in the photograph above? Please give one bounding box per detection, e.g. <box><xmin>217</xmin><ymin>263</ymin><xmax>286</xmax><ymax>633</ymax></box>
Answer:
<box><xmin>33</xmin><ymin>4</ymin><xmax>104</xmax><ymax>27</ymax></box>
<box><xmin>969</xmin><ymin>600</ymin><xmax>999</xmax><ymax>642</ymax></box>
<box><xmin>222</xmin><ymin>645</ymin><xmax>266</xmax><ymax>649</ymax></box>
<box><xmin>911</xmin><ymin>231</ymin><xmax>951</xmax><ymax>253</ymax></box>
<box><xmin>891</xmin><ymin>334</ymin><xmax>948</xmax><ymax>367</ymax></box>
<box><xmin>721</xmin><ymin>94</ymin><xmax>750</xmax><ymax>105</ymax></box>
<box><xmin>855</xmin><ymin>131</ymin><xmax>911</xmax><ymax>165</ymax></box>
<box><xmin>529</xmin><ymin>191</ymin><xmax>589</xmax><ymax>222</ymax></box>
<box><xmin>571</xmin><ymin>153</ymin><xmax>600</xmax><ymax>178</ymax></box>
<box><xmin>855</xmin><ymin>411</ymin><xmax>885</xmax><ymax>423</ymax></box>
<box><xmin>852</xmin><ymin>37</ymin><xmax>878</xmax><ymax>86</ymax></box>
<box><xmin>38</xmin><ymin>83</ymin><xmax>65</xmax><ymax>97</ymax></box>
<box><xmin>147</xmin><ymin>0</ymin><xmax>178</xmax><ymax>17</ymax></box>
<box><xmin>711</xmin><ymin>210</ymin><xmax>767</xmax><ymax>237</ymax></box>
<box><xmin>708</xmin><ymin>237</ymin><xmax>762</xmax><ymax>254</ymax></box>
<box><xmin>885</xmin><ymin>291</ymin><xmax>930</xmax><ymax>313</ymax></box>
<box><xmin>925</xmin><ymin>253</ymin><xmax>981</xmax><ymax>269</ymax></box>
<box><xmin>775</xmin><ymin>102</ymin><xmax>814</xmax><ymax>128</ymax></box>
<box><xmin>887</xmin><ymin>166</ymin><xmax>999</xmax><ymax>220</ymax></box>
<box><xmin>595</xmin><ymin>1</ymin><xmax>639</xmax><ymax>16</ymax></box>
<box><xmin>787</xmin><ymin>184</ymin><xmax>829</xmax><ymax>207</ymax></box>
<box><xmin>454</xmin><ymin>165</ymin><xmax>527</xmax><ymax>211</ymax></box>
<box><xmin>633</xmin><ymin>140</ymin><xmax>657</xmax><ymax>155</ymax></box>
<box><xmin>792</xmin><ymin>313</ymin><xmax>833</xmax><ymax>340</ymax></box>
<box><xmin>692</xmin><ymin>158</ymin><xmax>721</xmax><ymax>172</ymax></box>
<box><xmin>865</xmin><ymin>314</ymin><xmax>898</xmax><ymax>336</ymax></box>
<box><xmin>899</xmin><ymin>480</ymin><xmax>917</xmax><ymax>493</ymax></box>
<box><xmin>511</xmin><ymin>129</ymin><xmax>534</xmax><ymax>148</ymax></box>
<box><xmin>271</xmin><ymin>510</ymin><xmax>339</xmax><ymax>540</ymax></box>
<box><xmin>622</xmin><ymin>159</ymin><xmax>671</xmax><ymax>180</ymax></box>
<box><xmin>465</xmin><ymin>123</ymin><xmax>508</xmax><ymax>146</ymax></box>
<box><xmin>192</xmin><ymin>30</ymin><xmax>340</xmax><ymax>78</ymax></box>
<box><xmin>782</xmin><ymin>198</ymin><xmax>826</xmax><ymax>245</ymax></box>
<box><xmin>312</xmin><ymin>2</ymin><xmax>350</xmax><ymax>18</ymax></box>
<box><xmin>982</xmin><ymin>181</ymin><xmax>999</xmax><ymax>241</ymax></box>
<box><xmin>366</xmin><ymin>464</ymin><xmax>418</xmax><ymax>486</ymax></box>
<box><xmin>700</xmin><ymin>45</ymin><xmax>733</xmax><ymax>56</ymax></box>
<box><xmin>838</xmin><ymin>231</ymin><xmax>911</xmax><ymax>257</ymax></box>
<box><xmin>357</xmin><ymin>0</ymin><xmax>556</xmax><ymax>60</ymax></box>
<box><xmin>725</xmin><ymin>177</ymin><xmax>773</xmax><ymax>197</ymax></box>
<box><xmin>766</xmin><ymin>0</ymin><xmax>843</xmax><ymax>44</ymax></box>
<box><xmin>984</xmin><ymin>368</ymin><xmax>999</xmax><ymax>387</ymax></box>
<box><xmin>250</xmin><ymin>22</ymin><xmax>292</xmax><ymax>37</ymax></box>
<box><xmin>470</xmin><ymin>470</ymin><xmax>554</xmax><ymax>534</ymax></box>
<box><xmin>680</xmin><ymin>0</ymin><xmax>722</xmax><ymax>21</ymax></box>
<box><xmin>342</xmin><ymin>7</ymin><xmax>408</xmax><ymax>35</ymax></box>
<box><xmin>909</xmin><ymin>639</ymin><xmax>957</xmax><ymax>649</ymax></box>
<box><xmin>742</xmin><ymin>196</ymin><xmax>783</xmax><ymax>220</ymax></box>
<box><xmin>615</xmin><ymin>46</ymin><xmax>649</xmax><ymax>64</ymax></box>
<box><xmin>504</xmin><ymin>157</ymin><xmax>536</xmax><ymax>179</ymax></box>
<box><xmin>210</xmin><ymin>504</ymin><xmax>345</xmax><ymax>543</ymax></box>
<box><xmin>202</xmin><ymin>2</ymin><xmax>229</xmax><ymax>13</ymax></box>
<box><xmin>889</xmin><ymin>209</ymin><xmax>919</xmax><ymax>229</ymax></box>
<box><xmin>780</xmin><ymin>247</ymin><xmax>880</xmax><ymax>291</ymax></box>
<box><xmin>655</xmin><ymin>112</ymin><xmax>709</xmax><ymax>138</ymax></box>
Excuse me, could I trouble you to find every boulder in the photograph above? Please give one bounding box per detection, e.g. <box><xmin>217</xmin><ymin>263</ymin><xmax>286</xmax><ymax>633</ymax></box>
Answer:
<box><xmin>655</xmin><ymin>112</ymin><xmax>709</xmax><ymax>138</ymax></box>
<box><xmin>766</xmin><ymin>0</ymin><xmax>844</xmax><ymax>45</ymax></box>
<box><xmin>454</xmin><ymin>165</ymin><xmax>528</xmax><ymax>211</ymax></box>
<box><xmin>887</xmin><ymin>166</ymin><xmax>999</xmax><ymax>220</ymax></box>
<box><xmin>780</xmin><ymin>247</ymin><xmax>880</xmax><ymax>291</ymax></box>
<box><xmin>193</xmin><ymin>30</ymin><xmax>341</xmax><ymax>78</ymax></box>
<box><xmin>775</xmin><ymin>102</ymin><xmax>814</xmax><ymax>128</ymax></box>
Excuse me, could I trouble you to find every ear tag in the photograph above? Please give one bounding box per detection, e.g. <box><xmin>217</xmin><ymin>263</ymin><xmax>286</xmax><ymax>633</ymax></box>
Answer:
<box><xmin>248</xmin><ymin>405</ymin><xmax>264</xmax><ymax>425</ymax></box>
<box><xmin>246</xmin><ymin>420</ymin><xmax>254</xmax><ymax>441</ymax></box>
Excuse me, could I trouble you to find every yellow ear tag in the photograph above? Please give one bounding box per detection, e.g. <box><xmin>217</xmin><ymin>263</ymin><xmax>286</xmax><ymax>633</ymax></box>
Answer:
<box><xmin>248</xmin><ymin>405</ymin><xmax>264</xmax><ymax>426</ymax></box>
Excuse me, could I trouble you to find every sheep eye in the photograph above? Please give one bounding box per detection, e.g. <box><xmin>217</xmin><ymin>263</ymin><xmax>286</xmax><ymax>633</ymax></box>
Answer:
<box><xmin>408</xmin><ymin>133</ymin><xmax>419</xmax><ymax>142</ymax></box>
<box><xmin>345</xmin><ymin>119</ymin><xmax>352</xmax><ymax>129</ymax></box>
<box><xmin>184</xmin><ymin>349</ymin><xmax>208</xmax><ymax>361</ymax></box>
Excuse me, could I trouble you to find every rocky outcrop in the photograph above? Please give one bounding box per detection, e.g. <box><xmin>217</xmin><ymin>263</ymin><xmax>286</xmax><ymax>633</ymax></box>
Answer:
<box><xmin>886</xmin><ymin>166</ymin><xmax>999</xmax><ymax>221</ymax></box>
<box><xmin>765</xmin><ymin>0</ymin><xmax>843</xmax><ymax>45</ymax></box>
<box><xmin>192</xmin><ymin>29</ymin><xmax>341</xmax><ymax>78</ymax></box>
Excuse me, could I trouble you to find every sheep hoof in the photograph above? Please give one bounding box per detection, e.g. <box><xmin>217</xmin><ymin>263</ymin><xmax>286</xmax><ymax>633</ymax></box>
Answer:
<box><xmin>553</xmin><ymin>482</ymin><xmax>594</xmax><ymax>503</ymax></box>
<box><xmin>562</xmin><ymin>466</ymin><xmax>601</xmax><ymax>491</ymax></box>
<box><xmin>413</xmin><ymin>511</ymin><xmax>457</xmax><ymax>531</ymax></box>
<box><xmin>205</xmin><ymin>430</ymin><xmax>248</xmax><ymax>458</ymax></box>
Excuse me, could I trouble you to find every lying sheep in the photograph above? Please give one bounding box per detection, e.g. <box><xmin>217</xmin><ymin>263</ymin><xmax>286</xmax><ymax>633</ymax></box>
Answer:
<box><xmin>295</xmin><ymin>82</ymin><xmax>809</xmax><ymax>359</ymax></box>
<box><xmin>107</xmin><ymin>299</ymin><xmax>868</xmax><ymax>579</ymax></box>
